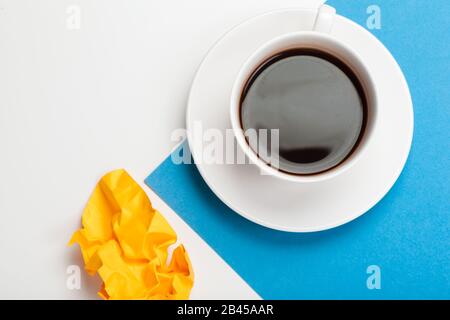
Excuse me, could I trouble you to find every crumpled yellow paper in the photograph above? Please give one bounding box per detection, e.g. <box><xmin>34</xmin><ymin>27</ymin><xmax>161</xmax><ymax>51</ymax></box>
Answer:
<box><xmin>69</xmin><ymin>169</ymin><xmax>194</xmax><ymax>300</ymax></box>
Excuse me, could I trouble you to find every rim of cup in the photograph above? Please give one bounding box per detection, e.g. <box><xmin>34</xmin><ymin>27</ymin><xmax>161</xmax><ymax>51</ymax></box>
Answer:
<box><xmin>230</xmin><ymin>31</ymin><xmax>378</xmax><ymax>183</ymax></box>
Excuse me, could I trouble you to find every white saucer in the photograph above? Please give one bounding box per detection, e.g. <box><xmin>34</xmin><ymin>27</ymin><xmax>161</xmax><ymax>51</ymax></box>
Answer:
<box><xmin>186</xmin><ymin>8</ymin><xmax>413</xmax><ymax>232</ymax></box>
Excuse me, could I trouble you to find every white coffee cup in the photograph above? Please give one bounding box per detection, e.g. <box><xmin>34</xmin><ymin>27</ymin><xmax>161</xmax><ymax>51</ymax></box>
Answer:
<box><xmin>230</xmin><ymin>5</ymin><xmax>378</xmax><ymax>183</ymax></box>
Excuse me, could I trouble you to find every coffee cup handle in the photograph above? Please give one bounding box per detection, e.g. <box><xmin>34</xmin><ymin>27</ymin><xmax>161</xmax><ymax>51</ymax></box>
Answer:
<box><xmin>313</xmin><ymin>4</ymin><xmax>336</xmax><ymax>33</ymax></box>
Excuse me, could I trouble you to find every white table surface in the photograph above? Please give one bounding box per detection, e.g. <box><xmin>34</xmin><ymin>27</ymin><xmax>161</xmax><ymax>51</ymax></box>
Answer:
<box><xmin>0</xmin><ymin>0</ymin><xmax>324</xmax><ymax>299</ymax></box>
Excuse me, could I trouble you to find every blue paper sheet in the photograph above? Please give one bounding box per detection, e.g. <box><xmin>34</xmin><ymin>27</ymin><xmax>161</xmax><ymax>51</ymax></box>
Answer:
<box><xmin>146</xmin><ymin>0</ymin><xmax>450</xmax><ymax>299</ymax></box>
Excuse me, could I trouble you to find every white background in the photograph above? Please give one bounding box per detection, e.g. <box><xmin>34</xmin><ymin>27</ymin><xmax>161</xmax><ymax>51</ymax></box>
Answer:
<box><xmin>0</xmin><ymin>0</ymin><xmax>324</xmax><ymax>299</ymax></box>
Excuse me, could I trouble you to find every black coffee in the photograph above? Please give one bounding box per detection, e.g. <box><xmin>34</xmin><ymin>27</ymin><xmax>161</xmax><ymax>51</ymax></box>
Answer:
<box><xmin>240</xmin><ymin>49</ymin><xmax>367</xmax><ymax>175</ymax></box>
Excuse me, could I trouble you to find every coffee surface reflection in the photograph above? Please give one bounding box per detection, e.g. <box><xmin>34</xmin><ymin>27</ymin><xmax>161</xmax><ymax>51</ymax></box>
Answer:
<box><xmin>240</xmin><ymin>49</ymin><xmax>367</xmax><ymax>175</ymax></box>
